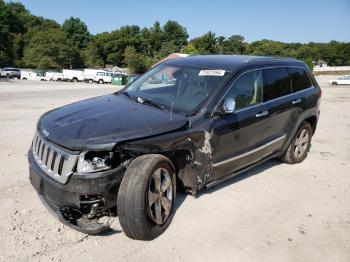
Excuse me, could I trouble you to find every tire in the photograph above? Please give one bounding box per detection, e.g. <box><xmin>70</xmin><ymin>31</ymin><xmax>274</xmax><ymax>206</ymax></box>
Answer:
<box><xmin>331</xmin><ymin>82</ymin><xmax>338</xmax><ymax>85</ymax></box>
<box><xmin>98</xmin><ymin>79</ymin><xmax>104</xmax><ymax>84</ymax></box>
<box><xmin>117</xmin><ymin>154</ymin><xmax>177</xmax><ymax>240</ymax></box>
<box><xmin>72</xmin><ymin>78</ymin><xmax>78</xmax><ymax>82</ymax></box>
<box><xmin>6</xmin><ymin>74</ymin><xmax>10</xmax><ymax>79</ymax></box>
<box><xmin>23</xmin><ymin>77</ymin><xmax>27</xmax><ymax>80</ymax></box>
<box><xmin>89</xmin><ymin>79</ymin><xmax>93</xmax><ymax>83</ymax></box>
<box><xmin>57</xmin><ymin>78</ymin><xmax>62</xmax><ymax>82</ymax></box>
<box><xmin>280</xmin><ymin>122</ymin><xmax>313</xmax><ymax>164</ymax></box>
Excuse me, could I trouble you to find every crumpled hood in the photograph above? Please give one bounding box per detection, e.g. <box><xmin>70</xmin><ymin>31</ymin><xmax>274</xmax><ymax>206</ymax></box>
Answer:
<box><xmin>38</xmin><ymin>93</ymin><xmax>189</xmax><ymax>151</ymax></box>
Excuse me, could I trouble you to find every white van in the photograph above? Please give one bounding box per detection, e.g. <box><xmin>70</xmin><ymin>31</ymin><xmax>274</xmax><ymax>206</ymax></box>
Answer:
<box><xmin>21</xmin><ymin>71</ymin><xmax>46</xmax><ymax>81</ymax></box>
<box><xmin>62</xmin><ymin>69</ymin><xmax>84</xmax><ymax>82</ymax></box>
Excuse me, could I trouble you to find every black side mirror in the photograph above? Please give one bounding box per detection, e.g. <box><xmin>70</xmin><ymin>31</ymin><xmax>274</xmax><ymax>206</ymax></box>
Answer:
<box><xmin>222</xmin><ymin>98</ymin><xmax>236</xmax><ymax>114</ymax></box>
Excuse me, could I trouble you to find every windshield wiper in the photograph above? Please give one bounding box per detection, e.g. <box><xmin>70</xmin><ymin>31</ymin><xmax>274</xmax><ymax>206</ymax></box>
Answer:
<box><xmin>136</xmin><ymin>96</ymin><xmax>168</xmax><ymax>111</ymax></box>
<box><xmin>120</xmin><ymin>91</ymin><xmax>133</xmax><ymax>100</ymax></box>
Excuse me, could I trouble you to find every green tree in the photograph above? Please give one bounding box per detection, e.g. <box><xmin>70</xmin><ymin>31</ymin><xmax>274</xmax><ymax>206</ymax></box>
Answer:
<box><xmin>248</xmin><ymin>39</ymin><xmax>286</xmax><ymax>56</ymax></box>
<box><xmin>157</xmin><ymin>41</ymin><xmax>178</xmax><ymax>59</ymax></box>
<box><xmin>123</xmin><ymin>46</ymin><xmax>148</xmax><ymax>74</ymax></box>
<box><xmin>182</xmin><ymin>43</ymin><xmax>199</xmax><ymax>54</ymax></box>
<box><xmin>147</xmin><ymin>21</ymin><xmax>165</xmax><ymax>57</ymax></box>
<box><xmin>191</xmin><ymin>31</ymin><xmax>218</xmax><ymax>54</ymax></box>
<box><xmin>23</xmin><ymin>28</ymin><xmax>74</xmax><ymax>70</ymax></box>
<box><xmin>62</xmin><ymin>17</ymin><xmax>90</xmax><ymax>49</ymax></box>
<box><xmin>83</xmin><ymin>41</ymin><xmax>103</xmax><ymax>68</ymax></box>
<box><xmin>163</xmin><ymin>20</ymin><xmax>188</xmax><ymax>51</ymax></box>
<box><xmin>222</xmin><ymin>35</ymin><xmax>246</xmax><ymax>54</ymax></box>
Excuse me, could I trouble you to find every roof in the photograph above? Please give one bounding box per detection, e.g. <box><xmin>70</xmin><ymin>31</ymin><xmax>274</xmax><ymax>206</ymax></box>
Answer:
<box><xmin>164</xmin><ymin>55</ymin><xmax>301</xmax><ymax>71</ymax></box>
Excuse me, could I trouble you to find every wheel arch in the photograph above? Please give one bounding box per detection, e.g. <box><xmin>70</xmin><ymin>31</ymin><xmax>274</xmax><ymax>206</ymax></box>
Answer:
<box><xmin>303</xmin><ymin>115</ymin><xmax>318</xmax><ymax>135</ymax></box>
<box><xmin>282</xmin><ymin>112</ymin><xmax>319</xmax><ymax>153</ymax></box>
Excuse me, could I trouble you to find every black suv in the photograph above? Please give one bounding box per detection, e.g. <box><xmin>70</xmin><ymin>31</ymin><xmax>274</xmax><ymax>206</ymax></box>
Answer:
<box><xmin>28</xmin><ymin>55</ymin><xmax>321</xmax><ymax>240</ymax></box>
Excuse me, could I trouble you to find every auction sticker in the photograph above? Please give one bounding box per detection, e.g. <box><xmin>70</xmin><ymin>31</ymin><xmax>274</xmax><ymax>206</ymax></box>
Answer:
<box><xmin>198</xmin><ymin>70</ymin><xmax>225</xmax><ymax>76</ymax></box>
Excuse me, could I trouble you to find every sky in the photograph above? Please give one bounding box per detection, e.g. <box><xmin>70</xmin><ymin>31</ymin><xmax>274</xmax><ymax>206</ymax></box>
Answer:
<box><xmin>7</xmin><ymin>0</ymin><xmax>350</xmax><ymax>43</ymax></box>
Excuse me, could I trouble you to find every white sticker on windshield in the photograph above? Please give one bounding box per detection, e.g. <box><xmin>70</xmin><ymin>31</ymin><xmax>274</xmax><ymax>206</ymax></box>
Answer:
<box><xmin>198</xmin><ymin>70</ymin><xmax>225</xmax><ymax>76</ymax></box>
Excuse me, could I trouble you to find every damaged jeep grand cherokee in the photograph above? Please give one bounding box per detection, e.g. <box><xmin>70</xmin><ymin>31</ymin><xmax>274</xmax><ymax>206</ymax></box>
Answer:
<box><xmin>28</xmin><ymin>55</ymin><xmax>321</xmax><ymax>240</ymax></box>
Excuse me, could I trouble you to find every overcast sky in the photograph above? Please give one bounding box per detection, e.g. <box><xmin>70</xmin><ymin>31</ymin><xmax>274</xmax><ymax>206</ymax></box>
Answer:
<box><xmin>8</xmin><ymin>0</ymin><xmax>350</xmax><ymax>43</ymax></box>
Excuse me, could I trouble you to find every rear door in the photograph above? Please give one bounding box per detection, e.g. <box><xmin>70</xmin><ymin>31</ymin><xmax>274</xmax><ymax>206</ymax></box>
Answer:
<box><xmin>260</xmin><ymin>67</ymin><xmax>298</xmax><ymax>148</ymax></box>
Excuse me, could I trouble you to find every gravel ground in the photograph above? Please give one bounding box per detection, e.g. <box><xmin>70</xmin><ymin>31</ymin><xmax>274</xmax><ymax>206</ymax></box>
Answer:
<box><xmin>0</xmin><ymin>77</ymin><xmax>349</xmax><ymax>262</ymax></box>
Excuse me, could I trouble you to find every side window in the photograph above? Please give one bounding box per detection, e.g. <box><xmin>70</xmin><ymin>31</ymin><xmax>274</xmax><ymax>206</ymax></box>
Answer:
<box><xmin>224</xmin><ymin>70</ymin><xmax>263</xmax><ymax>110</ymax></box>
<box><xmin>263</xmin><ymin>68</ymin><xmax>291</xmax><ymax>101</ymax></box>
<box><xmin>288</xmin><ymin>67</ymin><xmax>312</xmax><ymax>92</ymax></box>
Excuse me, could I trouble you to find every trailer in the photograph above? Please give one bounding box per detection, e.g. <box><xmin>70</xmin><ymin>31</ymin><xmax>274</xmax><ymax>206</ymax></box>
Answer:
<box><xmin>62</xmin><ymin>69</ymin><xmax>84</xmax><ymax>82</ymax></box>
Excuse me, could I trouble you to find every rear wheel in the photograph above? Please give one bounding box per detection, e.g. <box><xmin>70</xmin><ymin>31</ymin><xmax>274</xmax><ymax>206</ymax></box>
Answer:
<box><xmin>331</xmin><ymin>81</ymin><xmax>338</xmax><ymax>85</ymax></box>
<box><xmin>72</xmin><ymin>78</ymin><xmax>78</xmax><ymax>82</ymax></box>
<box><xmin>23</xmin><ymin>77</ymin><xmax>27</xmax><ymax>80</ymax></box>
<box><xmin>117</xmin><ymin>154</ymin><xmax>176</xmax><ymax>240</ymax></box>
<box><xmin>280</xmin><ymin>122</ymin><xmax>312</xmax><ymax>164</ymax></box>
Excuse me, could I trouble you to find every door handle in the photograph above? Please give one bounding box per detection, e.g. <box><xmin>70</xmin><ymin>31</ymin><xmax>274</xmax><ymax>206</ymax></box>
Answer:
<box><xmin>292</xmin><ymin>98</ymin><xmax>302</xmax><ymax>104</ymax></box>
<box><xmin>256</xmin><ymin>111</ymin><xmax>269</xmax><ymax>118</ymax></box>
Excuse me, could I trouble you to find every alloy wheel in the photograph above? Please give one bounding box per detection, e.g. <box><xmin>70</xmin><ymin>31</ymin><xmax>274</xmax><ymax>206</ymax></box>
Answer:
<box><xmin>147</xmin><ymin>168</ymin><xmax>173</xmax><ymax>225</ymax></box>
<box><xmin>293</xmin><ymin>128</ymin><xmax>310</xmax><ymax>158</ymax></box>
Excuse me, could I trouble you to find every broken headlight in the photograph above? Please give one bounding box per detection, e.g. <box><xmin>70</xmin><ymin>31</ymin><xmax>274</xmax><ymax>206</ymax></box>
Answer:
<box><xmin>77</xmin><ymin>151</ymin><xmax>113</xmax><ymax>174</ymax></box>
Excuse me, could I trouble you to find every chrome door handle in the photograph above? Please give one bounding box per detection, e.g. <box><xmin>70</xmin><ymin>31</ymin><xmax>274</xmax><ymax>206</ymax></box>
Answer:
<box><xmin>292</xmin><ymin>98</ymin><xmax>302</xmax><ymax>104</ymax></box>
<box><xmin>256</xmin><ymin>111</ymin><xmax>269</xmax><ymax>118</ymax></box>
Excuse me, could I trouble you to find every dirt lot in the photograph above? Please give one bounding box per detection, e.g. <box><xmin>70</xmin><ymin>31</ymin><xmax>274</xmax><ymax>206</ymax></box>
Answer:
<box><xmin>0</xmin><ymin>77</ymin><xmax>349</xmax><ymax>262</ymax></box>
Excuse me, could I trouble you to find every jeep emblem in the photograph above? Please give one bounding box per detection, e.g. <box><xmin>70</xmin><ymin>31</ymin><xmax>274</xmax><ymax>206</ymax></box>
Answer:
<box><xmin>42</xmin><ymin>129</ymin><xmax>50</xmax><ymax>137</ymax></box>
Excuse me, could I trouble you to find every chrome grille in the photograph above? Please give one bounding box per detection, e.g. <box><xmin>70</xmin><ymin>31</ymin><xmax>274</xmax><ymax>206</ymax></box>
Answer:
<box><xmin>31</xmin><ymin>132</ymin><xmax>79</xmax><ymax>184</ymax></box>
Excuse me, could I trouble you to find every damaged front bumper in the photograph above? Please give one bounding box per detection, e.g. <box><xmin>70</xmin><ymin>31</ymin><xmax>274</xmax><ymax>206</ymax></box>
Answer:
<box><xmin>28</xmin><ymin>150</ymin><xmax>123</xmax><ymax>234</ymax></box>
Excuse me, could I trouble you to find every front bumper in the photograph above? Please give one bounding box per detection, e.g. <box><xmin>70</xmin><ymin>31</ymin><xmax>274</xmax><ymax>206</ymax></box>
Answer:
<box><xmin>28</xmin><ymin>150</ymin><xmax>124</xmax><ymax>234</ymax></box>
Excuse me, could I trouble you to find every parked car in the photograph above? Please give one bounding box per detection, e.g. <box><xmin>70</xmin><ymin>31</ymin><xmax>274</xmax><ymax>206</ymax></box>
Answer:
<box><xmin>21</xmin><ymin>71</ymin><xmax>46</xmax><ymax>81</ymax></box>
<box><xmin>45</xmin><ymin>72</ymin><xmax>63</xmax><ymax>81</ymax></box>
<box><xmin>62</xmin><ymin>69</ymin><xmax>84</xmax><ymax>82</ymax></box>
<box><xmin>94</xmin><ymin>71</ymin><xmax>112</xmax><ymax>84</ymax></box>
<box><xmin>329</xmin><ymin>76</ymin><xmax>350</xmax><ymax>85</ymax></box>
<box><xmin>1</xmin><ymin>67</ymin><xmax>21</xmax><ymax>79</ymax></box>
<box><xmin>28</xmin><ymin>55</ymin><xmax>321</xmax><ymax>240</ymax></box>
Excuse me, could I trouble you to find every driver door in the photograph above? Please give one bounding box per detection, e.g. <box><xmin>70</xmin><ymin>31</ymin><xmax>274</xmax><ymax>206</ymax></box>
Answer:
<box><xmin>208</xmin><ymin>69</ymin><xmax>273</xmax><ymax>182</ymax></box>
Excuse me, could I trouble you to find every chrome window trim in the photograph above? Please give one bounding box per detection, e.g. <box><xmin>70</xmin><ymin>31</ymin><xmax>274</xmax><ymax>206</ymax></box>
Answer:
<box><xmin>213</xmin><ymin>135</ymin><xmax>286</xmax><ymax>167</ymax></box>
<box><xmin>211</xmin><ymin>65</ymin><xmax>314</xmax><ymax>116</ymax></box>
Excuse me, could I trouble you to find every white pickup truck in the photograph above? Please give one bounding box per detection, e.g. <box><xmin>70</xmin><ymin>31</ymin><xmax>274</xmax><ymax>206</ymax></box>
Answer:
<box><xmin>45</xmin><ymin>72</ymin><xmax>64</xmax><ymax>81</ymax></box>
<box><xmin>62</xmin><ymin>69</ymin><xmax>85</xmax><ymax>82</ymax></box>
<box><xmin>21</xmin><ymin>71</ymin><xmax>46</xmax><ymax>81</ymax></box>
<box><xmin>94</xmin><ymin>70</ymin><xmax>112</xmax><ymax>84</ymax></box>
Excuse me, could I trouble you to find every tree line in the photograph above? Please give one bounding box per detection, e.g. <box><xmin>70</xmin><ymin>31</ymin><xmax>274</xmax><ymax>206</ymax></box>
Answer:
<box><xmin>1</xmin><ymin>0</ymin><xmax>350</xmax><ymax>74</ymax></box>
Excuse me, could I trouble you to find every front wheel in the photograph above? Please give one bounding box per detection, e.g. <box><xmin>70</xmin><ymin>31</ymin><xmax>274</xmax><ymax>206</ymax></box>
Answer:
<box><xmin>280</xmin><ymin>122</ymin><xmax>312</xmax><ymax>164</ymax></box>
<box><xmin>117</xmin><ymin>154</ymin><xmax>176</xmax><ymax>240</ymax></box>
<box><xmin>98</xmin><ymin>79</ymin><xmax>104</xmax><ymax>84</ymax></box>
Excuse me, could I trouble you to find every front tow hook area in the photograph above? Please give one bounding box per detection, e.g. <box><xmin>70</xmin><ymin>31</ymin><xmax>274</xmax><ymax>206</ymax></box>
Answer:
<box><xmin>57</xmin><ymin>207</ymin><xmax>111</xmax><ymax>235</ymax></box>
<box><xmin>38</xmin><ymin>194</ymin><xmax>111</xmax><ymax>235</ymax></box>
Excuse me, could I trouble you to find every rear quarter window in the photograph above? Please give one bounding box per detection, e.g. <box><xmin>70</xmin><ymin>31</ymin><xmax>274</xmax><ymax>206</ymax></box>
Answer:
<box><xmin>262</xmin><ymin>68</ymin><xmax>291</xmax><ymax>101</ymax></box>
<box><xmin>288</xmin><ymin>67</ymin><xmax>312</xmax><ymax>92</ymax></box>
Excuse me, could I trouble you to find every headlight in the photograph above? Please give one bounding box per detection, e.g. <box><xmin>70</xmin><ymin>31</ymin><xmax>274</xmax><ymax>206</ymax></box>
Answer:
<box><xmin>77</xmin><ymin>151</ymin><xmax>113</xmax><ymax>174</ymax></box>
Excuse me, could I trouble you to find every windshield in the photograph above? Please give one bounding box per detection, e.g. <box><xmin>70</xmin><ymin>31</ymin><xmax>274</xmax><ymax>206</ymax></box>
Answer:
<box><xmin>122</xmin><ymin>64</ymin><xmax>233</xmax><ymax>115</ymax></box>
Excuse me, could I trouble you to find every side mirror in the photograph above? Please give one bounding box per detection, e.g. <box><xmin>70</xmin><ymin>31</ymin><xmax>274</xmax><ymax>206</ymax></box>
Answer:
<box><xmin>222</xmin><ymin>98</ymin><xmax>236</xmax><ymax>114</ymax></box>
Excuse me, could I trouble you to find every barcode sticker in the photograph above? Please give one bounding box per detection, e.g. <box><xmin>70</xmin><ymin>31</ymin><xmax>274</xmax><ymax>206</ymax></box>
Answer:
<box><xmin>198</xmin><ymin>70</ymin><xmax>225</xmax><ymax>76</ymax></box>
